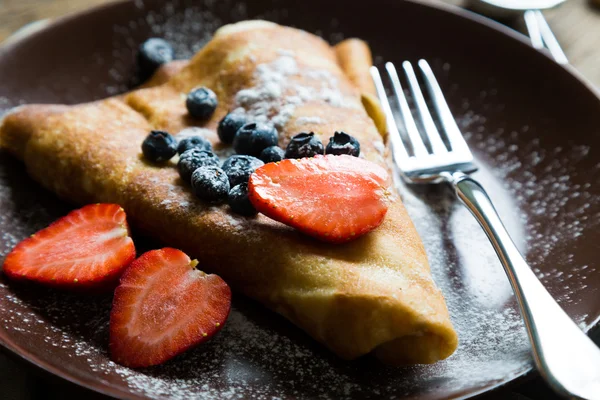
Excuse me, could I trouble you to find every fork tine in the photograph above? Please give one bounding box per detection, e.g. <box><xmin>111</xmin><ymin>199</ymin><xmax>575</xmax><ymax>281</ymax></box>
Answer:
<box><xmin>533</xmin><ymin>11</ymin><xmax>568</xmax><ymax>64</ymax></box>
<box><xmin>417</xmin><ymin>59</ymin><xmax>471</xmax><ymax>154</ymax></box>
<box><xmin>369</xmin><ymin>66</ymin><xmax>410</xmax><ymax>162</ymax></box>
<box><xmin>524</xmin><ymin>10</ymin><xmax>544</xmax><ymax>50</ymax></box>
<box><xmin>384</xmin><ymin>62</ymin><xmax>429</xmax><ymax>158</ymax></box>
<box><xmin>401</xmin><ymin>61</ymin><xmax>448</xmax><ymax>155</ymax></box>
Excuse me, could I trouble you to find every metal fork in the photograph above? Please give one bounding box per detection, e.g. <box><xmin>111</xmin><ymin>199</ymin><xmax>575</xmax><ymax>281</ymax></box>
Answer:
<box><xmin>371</xmin><ymin>60</ymin><xmax>600</xmax><ymax>400</ymax></box>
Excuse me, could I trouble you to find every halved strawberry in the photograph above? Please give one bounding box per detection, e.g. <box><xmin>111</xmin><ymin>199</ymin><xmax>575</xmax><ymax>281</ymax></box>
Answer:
<box><xmin>109</xmin><ymin>248</ymin><xmax>231</xmax><ymax>368</ymax></box>
<box><xmin>248</xmin><ymin>154</ymin><xmax>390</xmax><ymax>243</ymax></box>
<box><xmin>2</xmin><ymin>203</ymin><xmax>135</xmax><ymax>291</ymax></box>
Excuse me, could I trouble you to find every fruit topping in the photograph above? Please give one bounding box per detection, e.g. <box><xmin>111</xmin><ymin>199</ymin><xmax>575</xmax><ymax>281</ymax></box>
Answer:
<box><xmin>191</xmin><ymin>166</ymin><xmax>230</xmax><ymax>203</ymax></box>
<box><xmin>284</xmin><ymin>132</ymin><xmax>324</xmax><ymax>159</ymax></box>
<box><xmin>233</xmin><ymin>122</ymin><xmax>278</xmax><ymax>157</ymax></box>
<box><xmin>248</xmin><ymin>155</ymin><xmax>389</xmax><ymax>243</ymax></box>
<box><xmin>186</xmin><ymin>87</ymin><xmax>218</xmax><ymax>120</ymax></box>
<box><xmin>221</xmin><ymin>155</ymin><xmax>264</xmax><ymax>187</ymax></box>
<box><xmin>142</xmin><ymin>130</ymin><xmax>178</xmax><ymax>163</ymax></box>
<box><xmin>217</xmin><ymin>113</ymin><xmax>247</xmax><ymax>144</ymax></box>
<box><xmin>259</xmin><ymin>145</ymin><xmax>285</xmax><ymax>163</ymax></box>
<box><xmin>137</xmin><ymin>38</ymin><xmax>174</xmax><ymax>81</ymax></box>
<box><xmin>326</xmin><ymin>131</ymin><xmax>360</xmax><ymax>157</ymax></box>
<box><xmin>178</xmin><ymin>149</ymin><xmax>220</xmax><ymax>183</ymax></box>
<box><xmin>109</xmin><ymin>248</ymin><xmax>231</xmax><ymax>368</ymax></box>
<box><xmin>2</xmin><ymin>204</ymin><xmax>135</xmax><ymax>290</ymax></box>
<box><xmin>177</xmin><ymin>134</ymin><xmax>212</xmax><ymax>155</ymax></box>
<box><xmin>228</xmin><ymin>183</ymin><xmax>257</xmax><ymax>216</ymax></box>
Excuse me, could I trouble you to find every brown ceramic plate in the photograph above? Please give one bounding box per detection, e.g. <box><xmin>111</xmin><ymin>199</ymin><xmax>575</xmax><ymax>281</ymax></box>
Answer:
<box><xmin>0</xmin><ymin>0</ymin><xmax>599</xmax><ymax>399</ymax></box>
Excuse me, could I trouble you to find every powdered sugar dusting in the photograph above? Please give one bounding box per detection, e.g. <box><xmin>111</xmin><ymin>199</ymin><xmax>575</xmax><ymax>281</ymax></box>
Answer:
<box><xmin>459</xmin><ymin>114</ymin><xmax>599</xmax><ymax>319</ymax></box>
<box><xmin>232</xmin><ymin>52</ymin><xmax>356</xmax><ymax>130</ymax></box>
<box><xmin>174</xmin><ymin>127</ymin><xmax>214</xmax><ymax>142</ymax></box>
<box><xmin>295</xmin><ymin>116</ymin><xmax>325</xmax><ymax>125</ymax></box>
<box><xmin>1</xmin><ymin>128</ymin><xmax>596</xmax><ymax>399</ymax></box>
<box><xmin>105</xmin><ymin>2</ymin><xmax>223</xmax><ymax>95</ymax></box>
<box><xmin>0</xmin><ymin>3</ymin><xmax>598</xmax><ymax>399</ymax></box>
<box><xmin>147</xmin><ymin>175</ymin><xmax>195</xmax><ymax>212</ymax></box>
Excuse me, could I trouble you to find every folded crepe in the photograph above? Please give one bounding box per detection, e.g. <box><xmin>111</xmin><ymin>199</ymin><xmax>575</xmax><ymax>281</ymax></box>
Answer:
<box><xmin>0</xmin><ymin>20</ymin><xmax>458</xmax><ymax>364</ymax></box>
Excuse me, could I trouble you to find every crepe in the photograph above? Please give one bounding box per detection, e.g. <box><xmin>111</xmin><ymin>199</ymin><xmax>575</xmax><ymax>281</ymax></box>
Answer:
<box><xmin>0</xmin><ymin>20</ymin><xmax>458</xmax><ymax>364</ymax></box>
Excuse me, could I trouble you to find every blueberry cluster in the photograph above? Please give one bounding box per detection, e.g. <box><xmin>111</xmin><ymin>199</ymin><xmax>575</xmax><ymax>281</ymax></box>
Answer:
<box><xmin>140</xmin><ymin>129</ymin><xmax>261</xmax><ymax>215</ymax></box>
<box><xmin>140</xmin><ymin>99</ymin><xmax>361</xmax><ymax>216</ymax></box>
<box><xmin>217</xmin><ymin>112</ymin><xmax>361</xmax><ymax>162</ymax></box>
<box><xmin>136</xmin><ymin>37</ymin><xmax>360</xmax><ymax>217</ymax></box>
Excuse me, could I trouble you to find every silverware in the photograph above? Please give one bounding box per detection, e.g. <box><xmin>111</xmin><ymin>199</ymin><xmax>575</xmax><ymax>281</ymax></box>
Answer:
<box><xmin>371</xmin><ymin>60</ymin><xmax>600</xmax><ymax>400</ymax></box>
<box><xmin>469</xmin><ymin>0</ymin><xmax>568</xmax><ymax>64</ymax></box>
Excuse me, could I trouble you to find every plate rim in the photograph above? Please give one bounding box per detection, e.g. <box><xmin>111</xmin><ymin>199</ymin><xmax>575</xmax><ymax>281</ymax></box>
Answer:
<box><xmin>0</xmin><ymin>0</ymin><xmax>599</xmax><ymax>399</ymax></box>
<box><xmin>407</xmin><ymin>0</ymin><xmax>600</xmax><ymax>102</ymax></box>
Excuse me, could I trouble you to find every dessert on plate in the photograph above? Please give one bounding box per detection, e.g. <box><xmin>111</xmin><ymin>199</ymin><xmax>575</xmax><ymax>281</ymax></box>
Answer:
<box><xmin>0</xmin><ymin>20</ymin><xmax>458</xmax><ymax>366</ymax></box>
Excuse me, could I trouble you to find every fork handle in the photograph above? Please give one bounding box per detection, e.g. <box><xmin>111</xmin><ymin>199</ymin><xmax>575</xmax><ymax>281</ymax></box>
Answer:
<box><xmin>448</xmin><ymin>172</ymin><xmax>600</xmax><ymax>400</ymax></box>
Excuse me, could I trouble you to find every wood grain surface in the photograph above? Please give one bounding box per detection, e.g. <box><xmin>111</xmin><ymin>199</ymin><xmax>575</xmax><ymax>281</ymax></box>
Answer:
<box><xmin>1</xmin><ymin>0</ymin><xmax>599</xmax><ymax>86</ymax></box>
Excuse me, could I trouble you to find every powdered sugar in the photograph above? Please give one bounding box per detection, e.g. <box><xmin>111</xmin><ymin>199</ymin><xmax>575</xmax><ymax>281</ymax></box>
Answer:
<box><xmin>175</xmin><ymin>127</ymin><xmax>214</xmax><ymax>142</ymax></box>
<box><xmin>1</xmin><ymin>123</ymin><xmax>596</xmax><ymax>399</ymax></box>
<box><xmin>295</xmin><ymin>116</ymin><xmax>324</xmax><ymax>125</ymax></box>
<box><xmin>0</xmin><ymin>2</ymin><xmax>598</xmax><ymax>399</ymax></box>
<box><xmin>232</xmin><ymin>52</ymin><xmax>356</xmax><ymax>130</ymax></box>
<box><xmin>373</xmin><ymin>140</ymin><xmax>386</xmax><ymax>156</ymax></box>
<box><xmin>458</xmin><ymin>118</ymin><xmax>599</xmax><ymax>316</ymax></box>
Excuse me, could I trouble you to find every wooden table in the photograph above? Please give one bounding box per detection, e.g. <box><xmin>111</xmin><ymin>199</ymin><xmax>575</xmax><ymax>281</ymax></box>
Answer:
<box><xmin>0</xmin><ymin>1</ymin><xmax>598</xmax><ymax>400</ymax></box>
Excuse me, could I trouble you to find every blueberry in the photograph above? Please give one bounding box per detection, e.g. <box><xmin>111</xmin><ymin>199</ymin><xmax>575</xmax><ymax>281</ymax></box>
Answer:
<box><xmin>178</xmin><ymin>149</ymin><xmax>220</xmax><ymax>183</ymax></box>
<box><xmin>284</xmin><ymin>132</ymin><xmax>324</xmax><ymax>159</ymax></box>
<box><xmin>259</xmin><ymin>146</ymin><xmax>285</xmax><ymax>163</ymax></box>
<box><xmin>186</xmin><ymin>87</ymin><xmax>218</xmax><ymax>120</ymax></box>
<box><xmin>233</xmin><ymin>122</ymin><xmax>278</xmax><ymax>157</ymax></box>
<box><xmin>137</xmin><ymin>38</ymin><xmax>174</xmax><ymax>81</ymax></box>
<box><xmin>325</xmin><ymin>131</ymin><xmax>360</xmax><ymax>157</ymax></box>
<box><xmin>191</xmin><ymin>166</ymin><xmax>230</xmax><ymax>203</ymax></box>
<box><xmin>228</xmin><ymin>183</ymin><xmax>257</xmax><ymax>216</ymax></box>
<box><xmin>141</xmin><ymin>130</ymin><xmax>177</xmax><ymax>163</ymax></box>
<box><xmin>221</xmin><ymin>155</ymin><xmax>264</xmax><ymax>187</ymax></box>
<box><xmin>177</xmin><ymin>135</ymin><xmax>212</xmax><ymax>155</ymax></box>
<box><xmin>218</xmin><ymin>113</ymin><xmax>247</xmax><ymax>144</ymax></box>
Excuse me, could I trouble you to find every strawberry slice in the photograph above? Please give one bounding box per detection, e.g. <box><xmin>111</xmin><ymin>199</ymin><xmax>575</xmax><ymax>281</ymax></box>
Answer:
<box><xmin>248</xmin><ymin>154</ymin><xmax>390</xmax><ymax>243</ymax></box>
<box><xmin>2</xmin><ymin>203</ymin><xmax>135</xmax><ymax>290</ymax></box>
<box><xmin>109</xmin><ymin>248</ymin><xmax>231</xmax><ymax>368</ymax></box>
